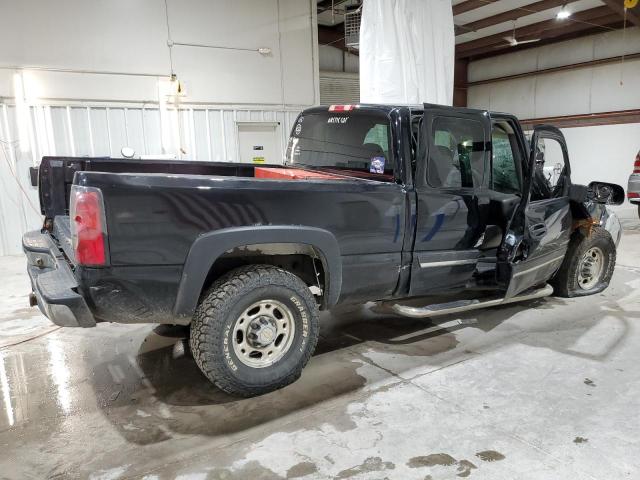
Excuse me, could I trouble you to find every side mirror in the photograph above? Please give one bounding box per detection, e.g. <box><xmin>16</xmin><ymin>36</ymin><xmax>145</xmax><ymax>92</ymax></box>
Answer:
<box><xmin>587</xmin><ymin>181</ymin><xmax>625</xmax><ymax>205</ymax></box>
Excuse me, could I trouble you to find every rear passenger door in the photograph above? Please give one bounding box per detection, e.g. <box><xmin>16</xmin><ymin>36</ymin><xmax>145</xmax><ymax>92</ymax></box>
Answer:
<box><xmin>410</xmin><ymin>107</ymin><xmax>490</xmax><ymax>296</ymax></box>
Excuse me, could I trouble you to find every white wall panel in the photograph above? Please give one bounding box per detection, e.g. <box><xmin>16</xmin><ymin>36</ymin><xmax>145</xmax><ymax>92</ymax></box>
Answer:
<box><xmin>17</xmin><ymin>71</ymin><xmax>159</xmax><ymax>104</ymax></box>
<box><xmin>534</xmin><ymin>69</ymin><xmax>593</xmax><ymax>118</ymax></box>
<box><xmin>536</xmin><ymin>37</ymin><xmax>595</xmax><ymax>71</ymax></box>
<box><xmin>590</xmin><ymin>61</ymin><xmax>640</xmax><ymax>113</ymax></box>
<box><xmin>468</xmin><ymin>27</ymin><xmax>640</xmax><ymax>83</ymax></box>
<box><xmin>319</xmin><ymin>46</ymin><xmax>359</xmax><ymax>74</ymax></box>
<box><xmin>466</xmin><ymin>83</ymin><xmax>491</xmax><ymax>113</ymax></box>
<box><xmin>279</xmin><ymin>0</ymin><xmax>318</xmax><ymax>106</ymax></box>
<box><xmin>319</xmin><ymin>46</ymin><xmax>345</xmax><ymax>72</ymax></box>
<box><xmin>170</xmin><ymin>47</ymin><xmax>283</xmax><ymax>104</ymax></box>
<box><xmin>468</xmin><ymin>49</ymin><xmax>538</xmax><ymax>83</ymax></box>
<box><xmin>0</xmin><ymin>0</ymin><xmax>317</xmax><ymax>106</ymax></box>
<box><xmin>472</xmin><ymin>77</ymin><xmax>536</xmax><ymax>119</ymax></box>
<box><xmin>0</xmin><ymin>0</ymin><xmax>168</xmax><ymax>74</ymax></box>
<box><xmin>167</xmin><ymin>0</ymin><xmax>278</xmax><ymax>49</ymax></box>
<box><xmin>561</xmin><ymin>123</ymin><xmax>640</xmax><ymax>191</ymax></box>
<box><xmin>594</xmin><ymin>28</ymin><xmax>640</xmax><ymax>59</ymax></box>
<box><xmin>469</xmin><ymin>57</ymin><xmax>640</xmax><ymax>118</ymax></box>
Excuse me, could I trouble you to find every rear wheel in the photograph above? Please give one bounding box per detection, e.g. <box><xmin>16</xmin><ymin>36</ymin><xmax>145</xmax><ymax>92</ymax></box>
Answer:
<box><xmin>190</xmin><ymin>265</ymin><xmax>320</xmax><ymax>397</ymax></box>
<box><xmin>551</xmin><ymin>226</ymin><xmax>616</xmax><ymax>297</ymax></box>
<box><xmin>637</xmin><ymin>203</ymin><xmax>640</xmax><ymax>219</ymax></box>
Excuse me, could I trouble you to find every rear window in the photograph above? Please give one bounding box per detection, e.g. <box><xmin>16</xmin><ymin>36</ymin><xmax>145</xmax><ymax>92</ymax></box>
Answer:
<box><xmin>285</xmin><ymin>110</ymin><xmax>394</xmax><ymax>181</ymax></box>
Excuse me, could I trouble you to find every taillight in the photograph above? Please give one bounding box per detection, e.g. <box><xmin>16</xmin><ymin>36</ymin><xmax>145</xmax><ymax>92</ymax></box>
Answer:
<box><xmin>70</xmin><ymin>186</ymin><xmax>108</xmax><ymax>266</ymax></box>
<box><xmin>634</xmin><ymin>152</ymin><xmax>640</xmax><ymax>173</ymax></box>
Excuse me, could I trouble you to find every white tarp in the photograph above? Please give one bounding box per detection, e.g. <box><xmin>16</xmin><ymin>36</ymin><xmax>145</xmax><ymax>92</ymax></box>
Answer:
<box><xmin>359</xmin><ymin>0</ymin><xmax>455</xmax><ymax>105</ymax></box>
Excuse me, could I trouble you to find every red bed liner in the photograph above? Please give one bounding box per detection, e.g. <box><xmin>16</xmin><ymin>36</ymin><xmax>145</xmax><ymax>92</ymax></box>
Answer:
<box><xmin>254</xmin><ymin>167</ymin><xmax>347</xmax><ymax>180</ymax></box>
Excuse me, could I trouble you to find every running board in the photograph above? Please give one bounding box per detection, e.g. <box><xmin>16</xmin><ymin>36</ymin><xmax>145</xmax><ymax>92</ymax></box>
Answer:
<box><xmin>386</xmin><ymin>284</ymin><xmax>554</xmax><ymax>319</ymax></box>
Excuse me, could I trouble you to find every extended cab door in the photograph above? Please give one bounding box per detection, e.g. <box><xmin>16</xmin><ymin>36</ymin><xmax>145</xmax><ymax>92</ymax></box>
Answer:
<box><xmin>499</xmin><ymin>125</ymin><xmax>572</xmax><ymax>297</ymax></box>
<box><xmin>409</xmin><ymin>106</ymin><xmax>491</xmax><ymax>296</ymax></box>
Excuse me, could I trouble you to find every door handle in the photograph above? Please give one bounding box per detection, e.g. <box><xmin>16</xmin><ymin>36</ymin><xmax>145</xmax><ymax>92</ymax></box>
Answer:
<box><xmin>529</xmin><ymin>223</ymin><xmax>547</xmax><ymax>239</ymax></box>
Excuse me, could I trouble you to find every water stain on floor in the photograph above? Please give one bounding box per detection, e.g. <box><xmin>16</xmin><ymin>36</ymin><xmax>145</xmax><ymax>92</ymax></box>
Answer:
<box><xmin>408</xmin><ymin>453</ymin><xmax>457</xmax><ymax>468</ymax></box>
<box><xmin>335</xmin><ymin>457</ymin><xmax>395</xmax><ymax>479</ymax></box>
<box><xmin>475</xmin><ymin>450</ymin><xmax>505</xmax><ymax>462</ymax></box>
<box><xmin>408</xmin><ymin>454</ymin><xmax>477</xmax><ymax>478</ymax></box>
<box><xmin>456</xmin><ymin>459</ymin><xmax>478</xmax><ymax>477</ymax></box>
<box><xmin>285</xmin><ymin>461</ymin><xmax>318</xmax><ymax>479</ymax></box>
<box><xmin>209</xmin><ymin>460</ymin><xmax>282</xmax><ymax>479</ymax></box>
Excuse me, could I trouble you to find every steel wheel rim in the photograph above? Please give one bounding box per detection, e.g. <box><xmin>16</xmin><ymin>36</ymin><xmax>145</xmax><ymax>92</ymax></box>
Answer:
<box><xmin>232</xmin><ymin>299</ymin><xmax>295</xmax><ymax>368</ymax></box>
<box><xmin>577</xmin><ymin>246</ymin><xmax>604</xmax><ymax>290</ymax></box>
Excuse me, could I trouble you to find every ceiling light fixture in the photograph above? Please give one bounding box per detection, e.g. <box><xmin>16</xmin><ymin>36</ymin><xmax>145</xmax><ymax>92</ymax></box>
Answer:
<box><xmin>557</xmin><ymin>5</ymin><xmax>571</xmax><ymax>19</ymax></box>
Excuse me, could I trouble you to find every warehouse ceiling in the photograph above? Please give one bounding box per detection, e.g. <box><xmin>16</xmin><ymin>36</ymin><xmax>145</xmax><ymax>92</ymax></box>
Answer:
<box><xmin>317</xmin><ymin>0</ymin><xmax>640</xmax><ymax>59</ymax></box>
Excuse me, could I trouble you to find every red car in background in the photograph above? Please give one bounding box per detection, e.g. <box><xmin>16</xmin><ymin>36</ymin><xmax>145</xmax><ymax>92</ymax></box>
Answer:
<box><xmin>628</xmin><ymin>150</ymin><xmax>640</xmax><ymax>218</ymax></box>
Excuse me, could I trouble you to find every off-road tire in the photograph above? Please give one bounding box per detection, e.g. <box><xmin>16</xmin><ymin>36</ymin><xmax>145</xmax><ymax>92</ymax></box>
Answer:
<box><xmin>550</xmin><ymin>226</ymin><xmax>616</xmax><ymax>297</ymax></box>
<box><xmin>190</xmin><ymin>265</ymin><xmax>320</xmax><ymax>397</ymax></box>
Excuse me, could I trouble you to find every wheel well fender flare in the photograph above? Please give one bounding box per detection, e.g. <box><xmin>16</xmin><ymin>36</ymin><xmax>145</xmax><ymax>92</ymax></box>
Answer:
<box><xmin>173</xmin><ymin>226</ymin><xmax>342</xmax><ymax>318</ymax></box>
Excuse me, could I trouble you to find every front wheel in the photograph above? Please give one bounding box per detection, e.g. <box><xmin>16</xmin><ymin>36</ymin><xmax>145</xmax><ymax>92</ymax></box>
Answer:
<box><xmin>190</xmin><ymin>265</ymin><xmax>320</xmax><ymax>397</ymax></box>
<box><xmin>551</xmin><ymin>226</ymin><xmax>616</xmax><ymax>297</ymax></box>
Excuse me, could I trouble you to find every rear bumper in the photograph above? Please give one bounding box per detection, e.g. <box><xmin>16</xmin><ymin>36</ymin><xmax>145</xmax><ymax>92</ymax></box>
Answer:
<box><xmin>22</xmin><ymin>230</ymin><xmax>96</xmax><ymax>328</ymax></box>
<box><xmin>628</xmin><ymin>174</ymin><xmax>640</xmax><ymax>204</ymax></box>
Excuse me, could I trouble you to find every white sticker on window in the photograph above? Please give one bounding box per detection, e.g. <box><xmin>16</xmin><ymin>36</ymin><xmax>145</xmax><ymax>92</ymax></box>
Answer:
<box><xmin>370</xmin><ymin>156</ymin><xmax>385</xmax><ymax>174</ymax></box>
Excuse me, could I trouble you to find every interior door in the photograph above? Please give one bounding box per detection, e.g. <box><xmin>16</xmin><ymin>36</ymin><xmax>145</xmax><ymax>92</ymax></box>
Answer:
<box><xmin>410</xmin><ymin>107</ymin><xmax>491</xmax><ymax>296</ymax></box>
<box><xmin>499</xmin><ymin>125</ymin><xmax>572</xmax><ymax>298</ymax></box>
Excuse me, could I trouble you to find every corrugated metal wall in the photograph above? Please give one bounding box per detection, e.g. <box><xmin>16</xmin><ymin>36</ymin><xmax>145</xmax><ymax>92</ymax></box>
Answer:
<box><xmin>319</xmin><ymin>72</ymin><xmax>360</xmax><ymax>105</ymax></box>
<box><xmin>0</xmin><ymin>102</ymin><xmax>301</xmax><ymax>256</ymax></box>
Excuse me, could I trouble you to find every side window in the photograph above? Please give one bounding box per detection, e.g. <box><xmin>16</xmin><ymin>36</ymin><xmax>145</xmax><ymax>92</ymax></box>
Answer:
<box><xmin>491</xmin><ymin>125</ymin><xmax>521</xmax><ymax>194</ymax></box>
<box><xmin>531</xmin><ymin>137</ymin><xmax>567</xmax><ymax>201</ymax></box>
<box><xmin>428</xmin><ymin>117</ymin><xmax>486</xmax><ymax>189</ymax></box>
<box><xmin>363</xmin><ymin>124</ymin><xmax>390</xmax><ymax>159</ymax></box>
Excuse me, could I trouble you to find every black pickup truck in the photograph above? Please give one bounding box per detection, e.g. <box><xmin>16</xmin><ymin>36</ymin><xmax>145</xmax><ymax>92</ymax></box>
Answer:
<box><xmin>24</xmin><ymin>103</ymin><xmax>624</xmax><ymax>396</ymax></box>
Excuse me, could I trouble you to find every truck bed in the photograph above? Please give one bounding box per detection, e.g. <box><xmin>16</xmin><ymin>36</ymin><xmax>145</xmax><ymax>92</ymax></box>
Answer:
<box><xmin>34</xmin><ymin>156</ymin><xmax>410</xmax><ymax>325</ymax></box>
<box><xmin>36</xmin><ymin>157</ymin><xmax>386</xmax><ymax>220</ymax></box>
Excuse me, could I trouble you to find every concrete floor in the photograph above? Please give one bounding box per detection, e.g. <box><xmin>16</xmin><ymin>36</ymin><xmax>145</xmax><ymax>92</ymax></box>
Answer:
<box><xmin>1</xmin><ymin>209</ymin><xmax>639</xmax><ymax>479</ymax></box>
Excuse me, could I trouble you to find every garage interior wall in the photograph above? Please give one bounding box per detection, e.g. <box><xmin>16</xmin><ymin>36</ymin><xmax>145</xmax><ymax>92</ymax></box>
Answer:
<box><xmin>0</xmin><ymin>0</ymin><xmax>319</xmax><ymax>256</ymax></box>
<box><xmin>319</xmin><ymin>45</ymin><xmax>360</xmax><ymax>104</ymax></box>
<box><xmin>467</xmin><ymin>27</ymin><xmax>640</xmax><ymax>191</ymax></box>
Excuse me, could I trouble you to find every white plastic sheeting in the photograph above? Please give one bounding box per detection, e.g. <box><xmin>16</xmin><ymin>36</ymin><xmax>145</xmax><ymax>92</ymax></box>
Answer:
<box><xmin>359</xmin><ymin>0</ymin><xmax>455</xmax><ymax>105</ymax></box>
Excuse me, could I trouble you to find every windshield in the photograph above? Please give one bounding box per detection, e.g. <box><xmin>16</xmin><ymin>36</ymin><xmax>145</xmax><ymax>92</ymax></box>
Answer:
<box><xmin>285</xmin><ymin>110</ymin><xmax>394</xmax><ymax>181</ymax></box>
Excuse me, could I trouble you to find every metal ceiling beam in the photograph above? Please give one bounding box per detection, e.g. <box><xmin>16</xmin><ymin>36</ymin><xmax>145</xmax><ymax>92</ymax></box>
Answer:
<box><xmin>456</xmin><ymin>6</ymin><xmax>615</xmax><ymax>57</ymax></box>
<box><xmin>453</xmin><ymin>0</ymin><xmax>500</xmax><ymax>16</ymax></box>
<box><xmin>317</xmin><ymin>0</ymin><xmax>352</xmax><ymax>14</ymax></box>
<box><xmin>456</xmin><ymin>0</ymin><xmax>570</xmax><ymax>35</ymax></box>
<box><xmin>600</xmin><ymin>0</ymin><xmax>640</xmax><ymax>27</ymax></box>
<box><xmin>456</xmin><ymin>13</ymin><xmax>622</xmax><ymax>59</ymax></box>
<box><xmin>519</xmin><ymin>109</ymin><xmax>640</xmax><ymax>129</ymax></box>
